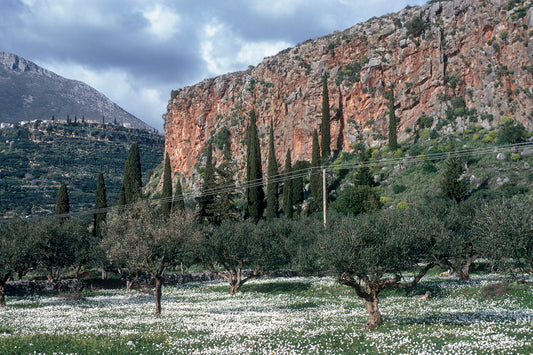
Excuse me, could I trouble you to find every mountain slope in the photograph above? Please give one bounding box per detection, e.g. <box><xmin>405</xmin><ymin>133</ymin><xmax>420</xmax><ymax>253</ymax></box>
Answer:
<box><xmin>0</xmin><ymin>51</ymin><xmax>152</xmax><ymax>130</ymax></box>
<box><xmin>164</xmin><ymin>0</ymin><xmax>533</xmax><ymax>184</ymax></box>
<box><xmin>0</xmin><ymin>122</ymin><xmax>164</xmax><ymax>218</ymax></box>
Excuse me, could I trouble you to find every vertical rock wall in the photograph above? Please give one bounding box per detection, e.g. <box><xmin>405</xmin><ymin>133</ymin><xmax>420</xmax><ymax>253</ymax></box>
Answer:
<box><xmin>164</xmin><ymin>0</ymin><xmax>533</xmax><ymax>186</ymax></box>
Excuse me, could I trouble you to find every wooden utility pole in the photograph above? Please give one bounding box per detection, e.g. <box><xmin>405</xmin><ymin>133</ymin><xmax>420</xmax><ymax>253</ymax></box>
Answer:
<box><xmin>322</xmin><ymin>168</ymin><xmax>327</xmax><ymax>229</ymax></box>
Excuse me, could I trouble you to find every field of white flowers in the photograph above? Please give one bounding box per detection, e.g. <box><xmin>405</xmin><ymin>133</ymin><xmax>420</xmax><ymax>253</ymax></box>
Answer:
<box><xmin>0</xmin><ymin>275</ymin><xmax>532</xmax><ymax>354</ymax></box>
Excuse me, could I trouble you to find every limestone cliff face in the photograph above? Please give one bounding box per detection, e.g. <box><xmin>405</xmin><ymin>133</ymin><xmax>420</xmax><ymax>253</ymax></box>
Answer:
<box><xmin>164</xmin><ymin>0</ymin><xmax>533</xmax><ymax>184</ymax></box>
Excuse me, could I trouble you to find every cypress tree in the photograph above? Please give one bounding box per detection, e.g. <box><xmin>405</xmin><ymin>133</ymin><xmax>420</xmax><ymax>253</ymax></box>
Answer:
<box><xmin>246</xmin><ymin>110</ymin><xmax>265</xmax><ymax>222</ymax></box>
<box><xmin>122</xmin><ymin>143</ymin><xmax>142</xmax><ymax>204</ymax></box>
<box><xmin>387</xmin><ymin>85</ymin><xmax>398</xmax><ymax>152</ymax></box>
<box><xmin>310</xmin><ymin>129</ymin><xmax>323</xmax><ymax>210</ymax></box>
<box><xmin>265</xmin><ymin>122</ymin><xmax>279</xmax><ymax>220</ymax></box>
<box><xmin>291</xmin><ymin>160</ymin><xmax>307</xmax><ymax>211</ymax></box>
<box><xmin>321</xmin><ymin>75</ymin><xmax>331</xmax><ymax>162</ymax></box>
<box><xmin>173</xmin><ymin>177</ymin><xmax>185</xmax><ymax>211</ymax></box>
<box><xmin>199</xmin><ymin>142</ymin><xmax>216</xmax><ymax>223</ymax></box>
<box><xmin>161</xmin><ymin>152</ymin><xmax>173</xmax><ymax>219</ymax></box>
<box><xmin>354</xmin><ymin>157</ymin><xmax>376</xmax><ymax>187</ymax></box>
<box><xmin>94</xmin><ymin>173</ymin><xmax>107</xmax><ymax>238</ymax></box>
<box><xmin>440</xmin><ymin>156</ymin><xmax>469</xmax><ymax>203</ymax></box>
<box><xmin>282</xmin><ymin>149</ymin><xmax>293</xmax><ymax>218</ymax></box>
<box><xmin>118</xmin><ymin>187</ymin><xmax>126</xmax><ymax>211</ymax></box>
<box><xmin>55</xmin><ymin>183</ymin><xmax>69</xmax><ymax>218</ymax></box>
<box><xmin>213</xmin><ymin>140</ymin><xmax>238</xmax><ymax>221</ymax></box>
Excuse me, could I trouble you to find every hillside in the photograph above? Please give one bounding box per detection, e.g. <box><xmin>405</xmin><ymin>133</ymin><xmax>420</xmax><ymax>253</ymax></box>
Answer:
<box><xmin>164</xmin><ymin>0</ymin><xmax>533</xmax><ymax>186</ymax></box>
<box><xmin>0</xmin><ymin>51</ymin><xmax>152</xmax><ymax>130</ymax></box>
<box><xmin>0</xmin><ymin>122</ymin><xmax>164</xmax><ymax>218</ymax></box>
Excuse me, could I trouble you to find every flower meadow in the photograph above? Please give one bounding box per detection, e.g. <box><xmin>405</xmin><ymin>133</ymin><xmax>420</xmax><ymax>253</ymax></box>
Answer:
<box><xmin>0</xmin><ymin>275</ymin><xmax>532</xmax><ymax>354</ymax></box>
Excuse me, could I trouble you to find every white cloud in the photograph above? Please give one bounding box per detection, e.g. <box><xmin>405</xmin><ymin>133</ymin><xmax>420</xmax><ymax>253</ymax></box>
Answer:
<box><xmin>236</xmin><ymin>41</ymin><xmax>291</xmax><ymax>65</ymax></box>
<box><xmin>248</xmin><ymin>0</ymin><xmax>307</xmax><ymax>17</ymax></box>
<box><xmin>142</xmin><ymin>4</ymin><xmax>181</xmax><ymax>41</ymax></box>
<box><xmin>200</xmin><ymin>20</ymin><xmax>290</xmax><ymax>76</ymax></box>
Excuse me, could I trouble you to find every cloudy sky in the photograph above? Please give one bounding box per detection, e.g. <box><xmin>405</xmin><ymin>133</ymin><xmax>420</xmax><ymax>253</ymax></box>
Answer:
<box><xmin>1</xmin><ymin>0</ymin><xmax>427</xmax><ymax>132</ymax></box>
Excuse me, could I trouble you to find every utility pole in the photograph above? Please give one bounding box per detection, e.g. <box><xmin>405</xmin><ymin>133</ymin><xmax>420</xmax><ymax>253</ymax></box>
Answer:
<box><xmin>322</xmin><ymin>168</ymin><xmax>327</xmax><ymax>229</ymax></box>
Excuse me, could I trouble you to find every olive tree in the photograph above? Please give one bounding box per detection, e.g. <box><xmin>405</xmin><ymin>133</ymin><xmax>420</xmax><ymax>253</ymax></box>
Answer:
<box><xmin>321</xmin><ymin>208</ymin><xmax>442</xmax><ymax>330</ymax></box>
<box><xmin>473</xmin><ymin>199</ymin><xmax>532</xmax><ymax>283</ymax></box>
<box><xmin>426</xmin><ymin>198</ymin><xmax>480</xmax><ymax>280</ymax></box>
<box><xmin>0</xmin><ymin>219</ymin><xmax>37</xmax><ymax>307</ymax></box>
<box><xmin>201</xmin><ymin>219</ymin><xmax>268</xmax><ymax>295</ymax></box>
<box><xmin>32</xmin><ymin>217</ymin><xmax>91</xmax><ymax>281</ymax></box>
<box><xmin>103</xmin><ymin>200</ymin><xmax>200</xmax><ymax>315</ymax></box>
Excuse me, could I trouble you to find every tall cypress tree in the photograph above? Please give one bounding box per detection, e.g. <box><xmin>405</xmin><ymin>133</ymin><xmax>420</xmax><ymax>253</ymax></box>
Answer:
<box><xmin>310</xmin><ymin>129</ymin><xmax>323</xmax><ymax>211</ymax></box>
<box><xmin>122</xmin><ymin>143</ymin><xmax>142</xmax><ymax>204</ymax></box>
<box><xmin>161</xmin><ymin>152</ymin><xmax>173</xmax><ymax>219</ymax></box>
<box><xmin>94</xmin><ymin>173</ymin><xmax>107</xmax><ymax>238</ymax></box>
<box><xmin>291</xmin><ymin>160</ymin><xmax>307</xmax><ymax>212</ymax></box>
<box><xmin>199</xmin><ymin>142</ymin><xmax>216</xmax><ymax>223</ymax></box>
<box><xmin>440</xmin><ymin>156</ymin><xmax>469</xmax><ymax>203</ymax></box>
<box><xmin>118</xmin><ymin>187</ymin><xmax>126</xmax><ymax>211</ymax></box>
<box><xmin>265</xmin><ymin>122</ymin><xmax>279</xmax><ymax>220</ymax></box>
<box><xmin>282</xmin><ymin>149</ymin><xmax>293</xmax><ymax>218</ymax></box>
<box><xmin>56</xmin><ymin>183</ymin><xmax>69</xmax><ymax>218</ymax></box>
<box><xmin>173</xmin><ymin>177</ymin><xmax>185</xmax><ymax>211</ymax></box>
<box><xmin>387</xmin><ymin>85</ymin><xmax>398</xmax><ymax>152</ymax></box>
<box><xmin>321</xmin><ymin>75</ymin><xmax>331</xmax><ymax>162</ymax></box>
<box><xmin>246</xmin><ymin>110</ymin><xmax>265</xmax><ymax>222</ymax></box>
<box><xmin>213</xmin><ymin>140</ymin><xmax>238</xmax><ymax>221</ymax></box>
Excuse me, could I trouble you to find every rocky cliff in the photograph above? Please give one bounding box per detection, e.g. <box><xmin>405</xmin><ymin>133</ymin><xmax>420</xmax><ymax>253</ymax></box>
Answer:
<box><xmin>0</xmin><ymin>51</ymin><xmax>152</xmax><ymax>130</ymax></box>
<box><xmin>164</xmin><ymin>0</ymin><xmax>533</xmax><ymax>184</ymax></box>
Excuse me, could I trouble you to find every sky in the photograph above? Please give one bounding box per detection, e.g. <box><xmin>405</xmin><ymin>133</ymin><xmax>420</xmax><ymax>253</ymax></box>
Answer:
<box><xmin>1</xmin><ymin>0</ymin><xmax>427</xmax><ymax>132</ymax></box>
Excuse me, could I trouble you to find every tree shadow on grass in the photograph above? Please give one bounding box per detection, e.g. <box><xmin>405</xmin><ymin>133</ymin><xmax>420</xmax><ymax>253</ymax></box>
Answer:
<box><xmin>386</xmin><ymin>310</ymin><xmax>532</xmax><ymax>327</ymax></box>
<box><xmin>240</xmin><ymin>280</ymin><xmax>312</xmax><ymax>295</ymax></box>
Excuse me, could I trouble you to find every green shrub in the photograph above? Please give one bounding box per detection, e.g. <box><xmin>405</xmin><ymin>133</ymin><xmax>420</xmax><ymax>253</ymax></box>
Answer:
<box><xmin>396</xmin><ymin>201</ymin><xmax>409</xmax><ymax>209</ymax></box>
<box><xmin>380</xmin><ymin>196</ymin><xmax>392</xmax><ymax>204</ymax></box>
<box><xmin>392</xmin><ymin>184</ymin><xmax>407</xmax><ymax>194</ymax></box>
<box><xmin>498</xmin><ymin>123</ymin><xmax>527</xmax><ymax>144</ymax></box>
<box><xmin>501</xmin><ymin>183</ymin><xmax>529</xmax><ymax>197</ymax></box>
<box><xmin>482</xmin><ymin>131</ymin><xmax>498</xmax><ymax>143</ymax></box>
<box><xmin>419</xmin><ymin>129</ymin><xmax>431</xmax><ymax>140</ymax></box>
<box><xmin>393</xmin><ymin>149</ymin><xmax>403</xmax><ymax>158</ymax></box>
<box><xmin>499</xmin><ymin>116</ymin><xmax>514</xmax><ymax>126</ymax></box>
<box><xmin>417</xmin><ymin>115</ymin><xmax>434</xmax><ymax>129</ymax></box>
<box><xmin>422</xmin><ymin>160</ymin><xmax>438</xmax><ymax>173</ymax></box>
<box><xmin>453</xmin><ymin>107</ymin><xmax>465</xmax><ymax>116</ymax></box>
<box><xmin>405</xmin><ymin>15</ymin><xmax>428</xmax><ymax>37</ymax></box>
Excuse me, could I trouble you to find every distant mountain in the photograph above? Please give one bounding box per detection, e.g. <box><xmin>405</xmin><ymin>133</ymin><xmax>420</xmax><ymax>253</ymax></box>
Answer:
<box><xmin>0</xmin><ymin>51</ymin><xmax>152</xmax><ymax>130</ymax></box>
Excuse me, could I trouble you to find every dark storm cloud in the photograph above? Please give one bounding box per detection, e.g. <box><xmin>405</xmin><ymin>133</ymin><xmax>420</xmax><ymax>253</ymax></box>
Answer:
<box><xmin>0</xmin><ymin>0</ymin><xmax>427</xmax><ymax>131</ymax></box>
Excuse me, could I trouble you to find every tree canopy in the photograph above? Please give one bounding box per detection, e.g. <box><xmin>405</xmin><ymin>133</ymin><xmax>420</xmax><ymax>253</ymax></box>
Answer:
<box><xmin>103</xmin><ymin>200</ymin><xmax>200</xmax><ymax>315</ymax></box>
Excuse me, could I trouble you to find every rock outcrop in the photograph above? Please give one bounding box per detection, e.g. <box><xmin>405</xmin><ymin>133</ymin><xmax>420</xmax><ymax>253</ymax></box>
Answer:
<box><xmin>164</xmin><ymin>0</ymin><xmax>533</xmax><ymax>185</ymax></box>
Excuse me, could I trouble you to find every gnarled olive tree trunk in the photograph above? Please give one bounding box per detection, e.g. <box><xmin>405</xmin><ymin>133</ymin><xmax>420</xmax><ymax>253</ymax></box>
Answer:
<box><xmin>436</xmin><ymin>251</ymin><xmax>478</xmax><ymax>281</ymax></box>
<box><xmin>339</xmin><ymin>263</ymin><xmax>435</xmax><ymax>330</ymax></box>
<box><xmin>362</xmin><ymin>294</ymin><xmax>382</xmax><ymax>330</ymax></box>
<box><xmin>0</xmin><ymin>274</ymin><xmax>9</xmax><ymax>307</ymax></box>
<box><xmin>211</xmin><ymin>262</ymin><xmax>263</xmax><ymax>295</ymax></box>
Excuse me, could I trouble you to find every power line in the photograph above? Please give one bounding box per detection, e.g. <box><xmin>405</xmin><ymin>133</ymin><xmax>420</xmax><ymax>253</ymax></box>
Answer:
<box><xmin>7</xmin><ymin>141</ymin><xmax>533</xmax><ymax>221</ymax></box>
